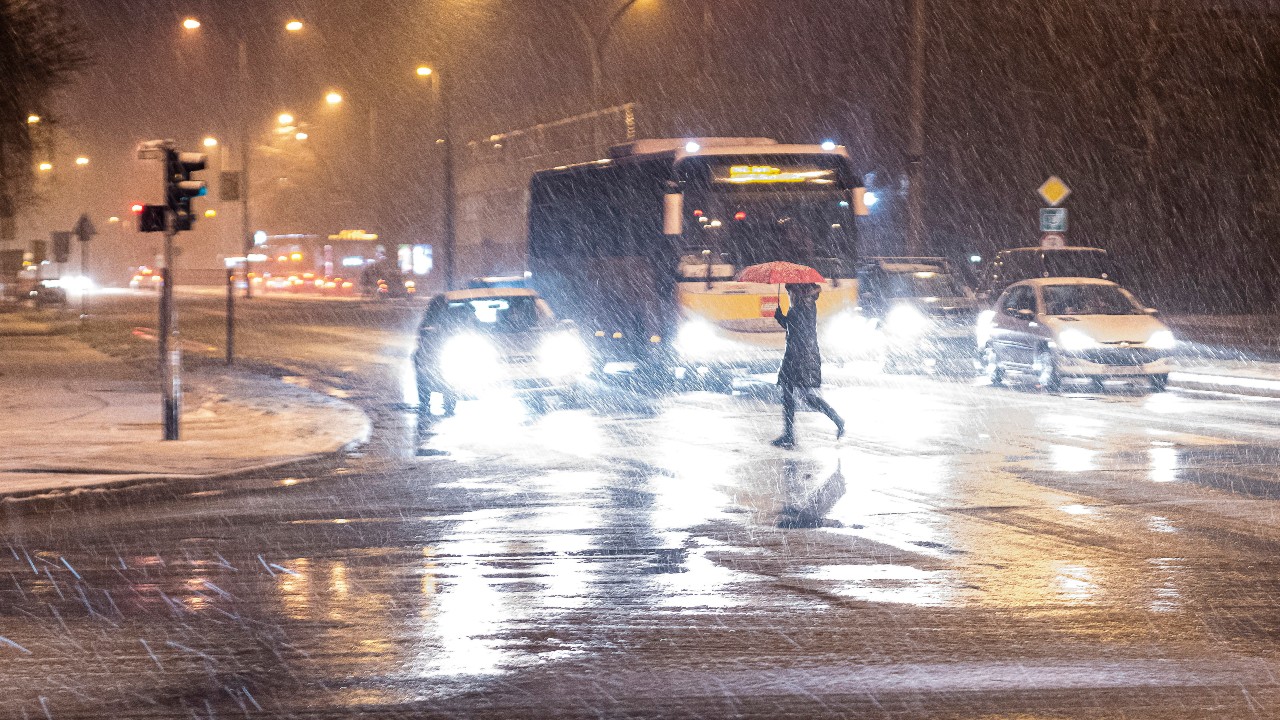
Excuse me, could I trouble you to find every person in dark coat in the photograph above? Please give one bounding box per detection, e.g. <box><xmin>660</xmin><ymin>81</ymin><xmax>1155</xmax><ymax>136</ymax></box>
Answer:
<box><xmin>772</xmin><ymin>283</ymin><xmax>845</xmax><ymax>448</ymax></box>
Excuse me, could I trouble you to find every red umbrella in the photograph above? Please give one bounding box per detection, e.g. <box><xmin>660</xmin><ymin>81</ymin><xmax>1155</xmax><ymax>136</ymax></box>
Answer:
<box><xmin>735</xmin><ymin>261</ymin><xmax>825</xmax><ymax>285</ymax></box>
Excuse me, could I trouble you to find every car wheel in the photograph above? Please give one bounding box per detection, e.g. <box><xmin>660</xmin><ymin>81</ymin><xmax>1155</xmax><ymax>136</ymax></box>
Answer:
<box><xmin>1036</xmin><ymin>350</ymin><xmax>1061</xmax><ymax>392</ymax></box>
<box><xmin>416</xmin><ymin>373</ymin><xmax>432</xmax><ymax>411</ymax></box>
<box><xmin>984</xmin><ymin>345</ymin><xmax>1004</xmax><ymax>386</ymax></box>
<box><xmin>1150</xmin><ymin>373</ymin><xmax>1169</xmax><ymax>392</ymax></box>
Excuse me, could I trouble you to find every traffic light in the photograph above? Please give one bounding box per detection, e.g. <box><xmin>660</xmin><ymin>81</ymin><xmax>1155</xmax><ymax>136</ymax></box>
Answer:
<box><xmin>165</xmin><ymin>149</ymin><xmax>207</xmax><ymax>232</ymax></box>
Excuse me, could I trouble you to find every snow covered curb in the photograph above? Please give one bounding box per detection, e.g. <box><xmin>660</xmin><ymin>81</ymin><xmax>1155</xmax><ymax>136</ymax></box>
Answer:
<box><xmin>0</xmin><ymin>368</ymin><xmax>371</xmax><ymax>509</ymax></box>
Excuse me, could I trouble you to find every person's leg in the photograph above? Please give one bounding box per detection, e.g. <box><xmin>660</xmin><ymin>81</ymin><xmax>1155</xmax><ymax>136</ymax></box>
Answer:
<box><xmin>773</xmin><ymin>387</ymin><xmax>796</xmax><ymax>446</ymax></box>
<box><xmin>800</xmin><ymin>389</ymin><xmax>845</xmax><ymax>438</ymax></box>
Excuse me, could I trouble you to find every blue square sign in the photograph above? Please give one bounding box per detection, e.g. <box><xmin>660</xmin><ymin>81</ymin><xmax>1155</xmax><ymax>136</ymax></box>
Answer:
<box><xmin>1040</xmin><ymin>207</ymin><xmax>1067</xmax><ymax>233</ymax></box>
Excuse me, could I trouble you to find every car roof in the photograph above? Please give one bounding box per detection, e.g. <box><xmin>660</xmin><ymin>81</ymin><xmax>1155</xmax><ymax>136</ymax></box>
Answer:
<box><xmin>996</xmin><ymin>246</ymin><xmax>1107</xmax><ymax>255</ymax></box>
<box><xmin>438</xmin><ymin>287</ymin><xmax>540</xmax><ymax>301</ymax></box>
<box><xmin>1014</xmin><ymin>277</ymin><xmax>1119</xmax><ymax>288</ymax></box>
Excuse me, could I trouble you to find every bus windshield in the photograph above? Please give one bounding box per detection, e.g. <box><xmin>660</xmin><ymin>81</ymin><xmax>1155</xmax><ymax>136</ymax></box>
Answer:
<box><xmin>678</xmin><ymin>155</ymin><xmax>858</xmax><ymax>278</ymax></box>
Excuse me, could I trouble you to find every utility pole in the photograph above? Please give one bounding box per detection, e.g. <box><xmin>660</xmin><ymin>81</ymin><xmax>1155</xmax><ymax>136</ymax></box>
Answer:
<box><xmin>239</xmin><ymin>39</ymin><xmax>253</xmax><ymax>299</ymax></box>
<box><xmin>906</xmin><ymin>0</ymin><xmax>926</xmax><ymax>256</ymax></box>
<box><xmin>439</xmin><ymin>69</ymin><xmax>457</xmax><ymax>291</ymax></box>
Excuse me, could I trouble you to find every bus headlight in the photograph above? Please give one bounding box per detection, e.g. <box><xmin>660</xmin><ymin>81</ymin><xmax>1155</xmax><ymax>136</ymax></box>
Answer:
<box><xmin>539</xmin><ymin>332</ymin><xmax>591</xmax><ymax>378</ymax></box>
<box><xmin>886</xmin><ymin>304</ymin><xmax>930</xmax><ymax>337</ymax></box>
<box><xmin>674</xmin><ymin>319</ymin><xmax>730</xmax><ymax>361</ymax></box>
<box><xmin>440</xmin><ymin>334</ymin><xmax>501</xmax><ymax>389</ymax></box>
<box><xmin>1146</xmin><ymin>329</ymin><xmax>1176</xmax><ymax>350</ymax></box>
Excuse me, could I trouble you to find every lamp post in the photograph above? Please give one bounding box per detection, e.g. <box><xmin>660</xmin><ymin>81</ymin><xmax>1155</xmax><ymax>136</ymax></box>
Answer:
<box><xmin>182</xmin><ymin>18</ymin><xmax>305</xmax><ymax>299</ymax></box>
<box><xmin>547</xmin><ymin>0</ymin><xmax>645</xmax><ymax>113</ymax></box>
<box><xmin>416</xmin><ymin>65</ymin><xmax>456</xmax><ymax>291</ymax></box>
<box><xmin>905</xmin><ymin>0</ymin><xmax>926</xmax><ymax>256</ymax></box>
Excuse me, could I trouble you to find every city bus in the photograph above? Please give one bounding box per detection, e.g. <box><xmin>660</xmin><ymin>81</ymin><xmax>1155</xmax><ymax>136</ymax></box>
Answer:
<box><xmin>527</xmin><ymin>137</ymin><xmax>869</xmax><ymax>381</ymax></box>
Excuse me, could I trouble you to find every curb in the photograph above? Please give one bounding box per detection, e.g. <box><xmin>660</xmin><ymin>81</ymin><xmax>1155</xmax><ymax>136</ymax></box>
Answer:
<box><xmin>0</xmin><ymin>434</ymin><xmax>368</xmax><ymax>516</ymax></box>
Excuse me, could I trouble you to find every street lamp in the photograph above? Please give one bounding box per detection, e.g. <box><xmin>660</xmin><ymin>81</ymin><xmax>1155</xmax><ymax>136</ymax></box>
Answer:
<box><xmin>416</xmin><ymin>64</ymin><xmax>456</xmax><ymax>290</ymax></box>
<box><xmin>278</xmin><ymin>112</ymin><xmax>295</xmax><ymax>126</ymax></box>
<box><xmin>203</xmin><ymin>136</ymin><xmax>218</xmax><ymax>148</ymax></box>
<box><xmin>181</xmin><ymin>18</ymin><xmax>308</xmax><ymax>302</ymax></box>
<box><xmin>295</xmin><ymin>131</ymin><xmax>308</xmax><ymax>141</ymax></box>
<box><xmin>26</xmin><ymin>114</ymin><xmax>40</xmax><ymax>125</ymax></box>
<box><xmin>325</xmin><ymin>91</ymin><xmax>343</xmax><ymax>106</ymax></box>
<box><xmin>75</xmin><ymin>156</ymin><xmax>89</xmax><ymax>166</ymax></box>
<box><xmin>37</xmin><ymin>162</ymin><xmax>52</xmax><ymax>172</ymax></box>
<box><xmin>547</xmin><ymin>0</ymin><xmax>646</xmax><ymax>113</ymax></box>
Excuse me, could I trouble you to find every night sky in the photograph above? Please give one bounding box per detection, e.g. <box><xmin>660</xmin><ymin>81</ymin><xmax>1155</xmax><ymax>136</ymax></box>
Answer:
<box><xmin>27</xmin><ymin>0</ymin><xmax>1280</xmax><ymax>309</ymax></box>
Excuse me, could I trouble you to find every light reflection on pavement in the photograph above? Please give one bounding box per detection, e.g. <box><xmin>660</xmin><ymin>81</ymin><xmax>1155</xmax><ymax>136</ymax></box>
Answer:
<box><xmin>10</xmin><ymin>355</ymin><xmax>1280</xmax><ymax>715</ymax></box>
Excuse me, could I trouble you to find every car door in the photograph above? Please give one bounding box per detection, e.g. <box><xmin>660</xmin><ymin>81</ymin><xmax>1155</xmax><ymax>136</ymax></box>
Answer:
<box><xmin>414</xmin><ymin>296</ymin><xmax>447</xmax><ymax>373</ymax></box>
<box><xmin>998</xmin><ymin>285</ymin><xmax>1038</xmax><ymax>367</ymax></box>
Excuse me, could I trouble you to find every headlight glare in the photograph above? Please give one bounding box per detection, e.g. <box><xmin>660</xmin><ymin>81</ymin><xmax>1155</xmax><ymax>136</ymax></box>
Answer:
<box><xmin>440</xmin><ymin>334</ymin><xmax>501</xmax><ymax>389</ymax></box>
<box><xmin>1057</xmin><ymin>328</ymin><xmax>1099</xmax><ymax>352</ymax></box>
<box><xmin>539</xmin><ymin>332</ymin><xmax>591</xmax><ymax>377</ymax></box>
<box><xmin>1146</xmin><ymin>329</ymin><xmax>1176</xmax><ymax>349</ymax></box>
<box><xmin>886</xmin><ymin>304</ymin><xmax>930</xmax><ymax>337</ymax></box>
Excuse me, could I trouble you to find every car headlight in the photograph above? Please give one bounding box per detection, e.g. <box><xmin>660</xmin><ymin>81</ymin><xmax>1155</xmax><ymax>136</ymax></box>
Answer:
<box><xmin>886</xmin><ymin>304</ymin><xmax>930</xmax><ymax>337</ymax></box>
<box><xmin>823</xmin><ymin>311</ymin><xmax>878</xmax><ymax>353</ymax></box>
<box><xmin>539</xmin><ymin>332</ymin><xmax>591</xmax><ymax>378</ymax></box>
<box><xmin>1056</xmin><ymin>328</ymin><xmax>1099</xmax><ymax>352</ymax></box>
<box><xmin>440</xmin><ymin>334</ymin><xmax>501</xmax><ymax>388</ymax></box>
<box><xmin>1146</xmin><ymin>329</ymin><xmax>1176</xmax><ymax>350</ymax></box>
<box><xmin>674</xmin><ymin>319</ymin><xmax>729</xmax><ymax>360</ymax></box>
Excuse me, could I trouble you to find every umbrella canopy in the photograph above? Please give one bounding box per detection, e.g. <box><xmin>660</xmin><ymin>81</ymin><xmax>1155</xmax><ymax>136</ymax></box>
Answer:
<box><xmin>735</xmin><ymin>261</ymin><xmax>825</xmax><ymax>285</ymax></box>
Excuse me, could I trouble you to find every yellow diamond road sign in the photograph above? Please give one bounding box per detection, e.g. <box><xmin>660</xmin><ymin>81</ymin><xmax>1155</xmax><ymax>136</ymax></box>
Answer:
<box><xmin>1038</xmin><ymin>176</ymin><xmax>1071</xmax><ymax>206</ymax></box>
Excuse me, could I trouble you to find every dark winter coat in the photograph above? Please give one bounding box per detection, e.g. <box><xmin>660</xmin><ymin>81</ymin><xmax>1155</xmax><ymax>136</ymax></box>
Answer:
<box><xmin>775</xmin><ymin>297</ymin><xmax>822</xmax><ymax>388</ymax></box>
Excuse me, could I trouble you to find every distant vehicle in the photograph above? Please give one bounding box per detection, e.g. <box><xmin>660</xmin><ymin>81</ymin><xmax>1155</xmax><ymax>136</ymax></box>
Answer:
<box><xmin>978</xmin><ymin>278</ymin><xmax>1176</xmax><ymax>392</ymax></box>
<box><xmin>413</xmin><ymin>288</ymin><xmax>591</xmax><ymax>414</ymax></box>
<box><xmin>857</xmin><ymin>257</ymin><xmax>979</xmax><ymax>373</ymax></box>
<box><xmin>360</xmin><ymin>259</ymin><xmax>414</xmax><ymax>300</ymax></box>
<box><xmin>468</xmin><ymin>274</ymin><xmax>529</xmax><ymax>289</ymax></box>
<box><xmin>977</xmin><ymin>246</ymin><xmax>1114</xmax><ymax>300</ymax></box>
<box><xmin>528</xmin><ymin>137</ymin><xmax>868</xmax><ymax>380</ymax></box>
<box><xmin>28</xmin><ymin>280</ymin><xmax>66</xmax><ymax>307</ymax></box>
<box><xmin>129</xmin><ymin>266</ymin><xmax>162</xmax><ymax>291</ymax></box>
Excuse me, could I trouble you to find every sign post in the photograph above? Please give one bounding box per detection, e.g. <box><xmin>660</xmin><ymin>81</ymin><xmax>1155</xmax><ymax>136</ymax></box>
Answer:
<box><xmin>1036</xmin><ymin>176</ymin><xmax>1071</xmax><ymax>248</ymax></box>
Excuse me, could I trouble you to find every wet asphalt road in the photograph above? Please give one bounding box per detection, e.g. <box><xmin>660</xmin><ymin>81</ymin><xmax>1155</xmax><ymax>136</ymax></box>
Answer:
<box><xmin>6</xmin><ymin>295</ymin><xmax>1280</xmax><ymax>718</ymax></box>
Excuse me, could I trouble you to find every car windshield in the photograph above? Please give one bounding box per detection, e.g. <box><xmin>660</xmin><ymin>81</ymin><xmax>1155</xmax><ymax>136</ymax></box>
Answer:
<box><xmin>884</xmin><ymin>270</ymin><xmax>966</xmax><ymax>299</ymax></box>
<box><xmin>445</xmin><ymin>296</ymin><xmax>547</xmax><ymax>333</ymax></box>
<box><xmin>1042</xmin><ymin>284</ymin><xmax>1143</xmax><ymax>315</ymax></box>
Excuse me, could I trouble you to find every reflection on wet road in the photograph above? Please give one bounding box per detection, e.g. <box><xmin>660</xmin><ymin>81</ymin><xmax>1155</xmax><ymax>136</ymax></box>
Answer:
<box><xmin>8</xmin><ymin>350</ymin><xmax>1280</xmax><ymax>715</ymax></box>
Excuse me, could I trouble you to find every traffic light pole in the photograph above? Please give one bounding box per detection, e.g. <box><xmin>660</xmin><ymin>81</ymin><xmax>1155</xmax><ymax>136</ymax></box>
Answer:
<box><xmin>159</xmin><ymin>215</ymin><xmax>181</xmax><ymax>441</ymax></box>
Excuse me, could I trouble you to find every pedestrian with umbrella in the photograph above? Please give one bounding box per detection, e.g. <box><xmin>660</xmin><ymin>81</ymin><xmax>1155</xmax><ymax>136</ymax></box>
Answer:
<box><xmin>737</xmin><ymin>262</ymin><xmax>846</xmax><ymax>448</ymax></box>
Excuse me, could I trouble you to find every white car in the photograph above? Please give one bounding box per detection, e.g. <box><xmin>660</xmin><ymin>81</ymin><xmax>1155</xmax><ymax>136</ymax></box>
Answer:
<box><xmin>977</xmin><ymin>278</ymin><xmax>1176</xmax><ymax>391</ymax></box>
<box><xmin>414</xmin><ymin>288</ymin><xmax>592</xmax><ymax>414</ymax></box>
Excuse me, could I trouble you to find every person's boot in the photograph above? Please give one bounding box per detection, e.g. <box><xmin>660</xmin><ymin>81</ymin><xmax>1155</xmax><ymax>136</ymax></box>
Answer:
<box><xmin>835</xmin><ymin>418</ymin><xmax>846</xmax><ymax>440</ymax></box>
<box><xmin>771</xmin><ymin>435</ymin><xmax>795</xmax><ymax>449</ymax></box>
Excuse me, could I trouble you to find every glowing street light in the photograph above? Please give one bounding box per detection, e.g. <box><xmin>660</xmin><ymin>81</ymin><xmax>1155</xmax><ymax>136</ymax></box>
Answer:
<box><xmin>278</xmin><ymin>112</ymin><xmax>294</xmax><ymax>126</ymax></box>
<box><xmin>325</xmin><ymin>91</ymin><xmax>343</xmax><ymax>105</ymax></box>
<box><xmin>37</xmin><ymin>162</ymin><xmax>52</xmax><ymax>171</ymax></box>
<box><xmin>26</xmin><ymin>114</ymin><xmax>40</xmax><ymax>124</ymax></box>
<box><xmin>285</xmin><ymin>20</ymin><xmax>303</xmax><ymax>32</ymax></box>
<box><xmin>75</xmin><ymin>156</ymin><xmax>89</xmax><ymax>166</ymax></box>
<box><xmin>416</xmin><ymin>65</ymin><xmax>433</xmax><ymax>77</ymax></box>
<box><xmin>182</xmin><ymin>17</ymin><xmax>201</xmax><ymax>30</ymax></box>
<box><xmin>295</xmin><ymin>132</ymin><xmax>308</xmax><ymax>141</ymax></box>
<box><xmin>203</xmin><ymin>136</ymin><xmax>218</xmax><ymax>148</ymax></box>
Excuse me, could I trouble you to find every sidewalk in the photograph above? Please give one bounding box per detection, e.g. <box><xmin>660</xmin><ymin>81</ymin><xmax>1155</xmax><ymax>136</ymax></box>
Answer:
<box><xmin>0</xmin><ymin>311</ymin><xmax>370</xmax><ymax>505</ymax></box>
